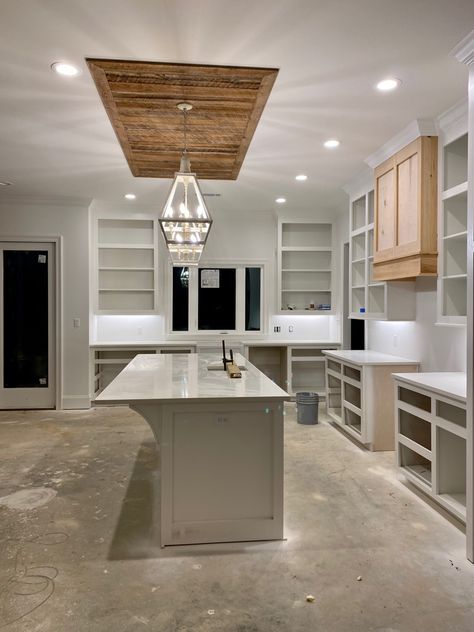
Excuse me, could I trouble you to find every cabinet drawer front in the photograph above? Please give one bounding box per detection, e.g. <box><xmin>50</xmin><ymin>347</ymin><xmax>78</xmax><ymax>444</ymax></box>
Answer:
<box><xmin>397</xmin><ymin>152</ymin><xmax>420</xmax><ymax>255</ymax></box>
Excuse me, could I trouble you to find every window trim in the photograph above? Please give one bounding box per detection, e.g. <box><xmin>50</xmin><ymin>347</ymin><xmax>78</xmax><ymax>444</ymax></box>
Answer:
<box><xmin>166</xmin><ymin>259</ymin><xmax>267</xmax><ymax>336</ymax></box>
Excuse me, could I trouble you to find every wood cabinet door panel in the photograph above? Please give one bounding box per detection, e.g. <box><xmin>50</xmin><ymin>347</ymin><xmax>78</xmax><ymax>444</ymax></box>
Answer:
<box><xmin>396</xmin><ymin>152</ymin><xmax>420</xmax><ymax>256</ymax></box>
<box><xmin>375</xmin><ymin>167</ymin><xmax>395</xmax><ymax>261</ymax></box>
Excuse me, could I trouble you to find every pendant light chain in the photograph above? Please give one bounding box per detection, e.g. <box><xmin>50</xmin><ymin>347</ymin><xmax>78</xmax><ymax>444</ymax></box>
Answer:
<box><xmin>183</xmin><ymin>107</ymin><xmax>188</xmax><ymax>155</ymax></box>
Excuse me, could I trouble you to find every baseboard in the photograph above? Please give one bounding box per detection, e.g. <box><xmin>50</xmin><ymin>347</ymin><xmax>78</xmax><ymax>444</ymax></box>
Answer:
<box><xmin>61</xmin><ymin>395</ymin><xmax>91</xmax><ymax>410</ymax></box>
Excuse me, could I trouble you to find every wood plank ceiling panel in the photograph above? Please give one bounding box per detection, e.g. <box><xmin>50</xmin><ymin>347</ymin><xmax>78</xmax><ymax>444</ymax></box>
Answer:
<box><xmin>86</xmin><ymin>59</ymin><xmax>279</xmax><ymax>180</ymax></box>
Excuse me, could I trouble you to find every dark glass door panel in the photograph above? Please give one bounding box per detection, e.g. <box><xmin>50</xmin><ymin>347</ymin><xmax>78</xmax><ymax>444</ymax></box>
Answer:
<box><xmin>172</xmin><ymin>267</ymin><xmax>189</xmax><ymax>331</ymax></box>
<box><xmin>245</xmin><ymin>267</ymin><xmax>261</xmax><ymax>331</ymax></box>
<box><xmin>198</xmin><ymin>268</ymin><xmax>236</xmax><ymax>330</ymax></box>
<box><xmin>3</xmin><ymin>250</ymin><xmax>49</xmax><ymax>388</ymax></box>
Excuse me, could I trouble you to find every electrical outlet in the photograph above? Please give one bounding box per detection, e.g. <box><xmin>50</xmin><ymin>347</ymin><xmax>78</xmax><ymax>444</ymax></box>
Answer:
<box><xmin>73</xmin><ymin>318</ymin><xmax>80</xmax><ymax>328</ymax></box>
<box><xmin>273</xmin><ymin>326</ymin><xmax>281</xmax><ymax>333</ymax></box>
<box><xmin>137</xmin><ymin>327</ymin><xmax>143</xmax><ymax>336</ymax></box>
<box><xmin>393</xmin><ymin>334</ymin><xmax>398</xmax><ymax>348</ymax></box>
<box><xmin>289</xmin><ymin>325</ymin><xmax>294</xmax><ymax>333</ymax></box>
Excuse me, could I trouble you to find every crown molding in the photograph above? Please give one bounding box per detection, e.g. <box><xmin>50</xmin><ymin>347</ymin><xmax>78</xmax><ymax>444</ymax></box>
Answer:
<box><xmin>342</xmin><ymin>166</ymin><xmax>373</xmax><ymax>200</ymax></box>
<box><xmin>452</xmin><ymin>30</ymin><xmax>474</xmax><ymax>66</ymax></box>
<box><xmin>436</xmin><ymin>98</ymin><xmax>468</xmax><ymax>144</ymax></box>
<box><xmin>365</xmin><ymin>119</ymin><xmax>437</xmax><ymax>169</ymax></box>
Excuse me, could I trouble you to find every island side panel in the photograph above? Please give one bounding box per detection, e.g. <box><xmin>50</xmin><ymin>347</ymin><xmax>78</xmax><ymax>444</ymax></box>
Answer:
<box><xmin>160</xmin><ymin>401</ymin><xmax>284</xmax><ymax>546</ymax></box>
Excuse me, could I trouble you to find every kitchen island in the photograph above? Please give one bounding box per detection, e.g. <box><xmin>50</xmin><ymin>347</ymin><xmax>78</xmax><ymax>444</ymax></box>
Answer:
<box><xmin>94</xmin><ymin>353</ymin><xmax>288</xmax><ymax>546</ymax></box>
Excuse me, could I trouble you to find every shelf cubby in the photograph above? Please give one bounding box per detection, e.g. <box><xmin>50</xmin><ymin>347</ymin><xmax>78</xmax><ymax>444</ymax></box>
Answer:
<box><xmin>437</xmin><ymin>427</ymin><xmax>466</xmax><ymax>517</ymax></box>
<box><xmin>352</xmin><ymin>196</ymin><xmax>366</xmax><ymax>231</ymax></box>
<box><xmin>443</xmin><ymin>277</ymin><xmax>467</xmax><ymax>317</ymax></box>
<box><xmin>344</xmin><ymin>407</ymin><xmax>361</xmax><ymax>434</ymax></box>
<box><xmin>281</xmin><ymin>223</ymin><xmax>332</xmax><ymax>248</ymax></box>
<box><xmin>443</xmin><ymin>134</ymin><xmax>468</xmax><ymax>191</ymax></box>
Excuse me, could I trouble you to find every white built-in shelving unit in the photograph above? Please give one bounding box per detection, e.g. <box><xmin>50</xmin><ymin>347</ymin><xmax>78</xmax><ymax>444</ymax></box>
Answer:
<box><xmin>96</xmin><ymin>218</ymin><xmax>158</xmax><ymax>313</ymax></box>
<box><xmin>277</xmin><ymin>221</ymin><xmax>333</xmax><ymax>314</ymax></box>
<box><xmin>394</xmin><ymin>372</ymin><xmax>467</xmax><ymax>523</ymax></box>
<box><xmin>438</xmin><ymin>122</ymin><xmax>468</xmax><ymax>324</ymax></box>
<box><xmin>349</xmin><ymin>189</ymin><xmax>415</xmax><ymax>320</ymax></box>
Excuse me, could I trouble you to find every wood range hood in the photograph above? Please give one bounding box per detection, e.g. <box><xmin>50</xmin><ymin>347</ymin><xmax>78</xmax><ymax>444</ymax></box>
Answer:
<box><xmin>86</xmin><ymin>58</ymin><xmax>279</xmax><ymax>180</ymax></box>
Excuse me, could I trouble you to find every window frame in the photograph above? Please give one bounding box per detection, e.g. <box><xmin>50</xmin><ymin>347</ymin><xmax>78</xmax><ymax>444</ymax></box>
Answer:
<box><xmin>167</xmin><ymin>259</ymin><xmax>266</xmax><ymax>336</ymax></box>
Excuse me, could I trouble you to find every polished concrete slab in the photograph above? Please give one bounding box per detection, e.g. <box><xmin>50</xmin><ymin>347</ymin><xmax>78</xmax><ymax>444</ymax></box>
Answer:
<box><xmin>0</xmin><ymin>403</ymin><xmax>474</xmax><ymax>631</ymax></box>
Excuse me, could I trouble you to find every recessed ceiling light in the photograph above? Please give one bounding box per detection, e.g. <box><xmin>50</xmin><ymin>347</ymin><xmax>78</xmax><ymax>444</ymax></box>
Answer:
<box><xmin>0</xmin><ymin>181</ymin><xmax>13</xmax><ymax>186</ymax></box>
<box><xmin>324</xmin><ymin>139</ymin><xmax>340</xmax><ymax>149</ymax></box>
<box><xmin>295</xmin><ymin>174</ymin><xmax>307</xmax><ymax>181</ymax></box>
<box><xmin>275</xmin><ymin>197</ymin><xmax>286</xmax><ymax>204</ymax></box>
<box><xmin>124</xmin><ymin>193</ymin><xmax>136</xmax><ymax>200</ymax></box>
<box><xmin>376</xmin><ymin>78</ymin><xmax>401</xmax><ymax>92</ymax></box>
<box><xmin>51</xmin><ymin>62</ymin><xmax>80</xmax><ymax>77</ymax></box>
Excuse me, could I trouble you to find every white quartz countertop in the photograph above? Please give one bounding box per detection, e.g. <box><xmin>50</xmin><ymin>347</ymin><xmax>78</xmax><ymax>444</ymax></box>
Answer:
<box><xmin>90</xmin><ymin>339</ymin><xmax>340</xmax><ymax>348</ymax></box>
<box><xmin>94</xmin><ymin>353</ymin><xmax>289</xmax><ymax>405</ymax></box>
<box><xmin>322</xmin><ymin>349</ymin><xmax>419</xmax><ymax>366</ymax></box>
<box><xmin>392</xmin><ymin>372</ymin><xmax>466</xmax><ymax>403</ymax></box>
<box><xmin>90</xmin><ymin>340</ymin><xmax>198</xmax><ymax>348</ymax></box>
<box><xmin>242</xmin><ymin>340</ymin><xmax>340</xmax><ymax>347</ymax></box>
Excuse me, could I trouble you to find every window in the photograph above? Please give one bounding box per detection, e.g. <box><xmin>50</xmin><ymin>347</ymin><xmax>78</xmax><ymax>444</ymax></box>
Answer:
<box><xmin>171</xmin><ymin>265</ymin><xmax>263</xmax><ymax>333</ymax></box>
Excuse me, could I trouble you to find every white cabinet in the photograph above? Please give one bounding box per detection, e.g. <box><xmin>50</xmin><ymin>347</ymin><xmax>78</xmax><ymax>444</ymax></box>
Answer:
<box><xmin>96</xmin><ymin>218</ymin><xmax>158</xmax><ymax>313</ymax></box>
<box><xmin>90</xmin><ymin>344</ymin><xmax>196</xmax><ymax>397</ymax></box>
<box><xmin>244</xmin><ymin>342</ymin><xmax>340</xmax><ymax>397</ymax></box>
<box><xmin>288</xmin><ymin>345</ymin><xmax>339</xmax><ymax>397</ymax></box>
<box><xmin>393</xmin><ymin>372</ymin><xmax>467</xmax><ymax>523</ymax></box>
<box><xmin>438</xmin><ymin>128</ymin><xmax>468</xmax><ymax>324</ymax></box>
<box><xmin>324</xmin><ymin>350</ymin><xmax>419</xmax><ymax>451</ymax></box>
<box><xmin>349</xmin><ymin>189</ymin><xmax>415</xmax><ymax>320</ymax></box>
<box><xmin>278</xmin><ymin>221</ymin><xmax>333</xmax><ymax>314</ymax></box>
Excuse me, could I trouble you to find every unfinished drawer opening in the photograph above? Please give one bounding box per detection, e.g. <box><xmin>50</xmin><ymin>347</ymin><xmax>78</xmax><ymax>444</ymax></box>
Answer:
<box><xmin>400</xmin><ymin>445</ymin><xmax>431</xmax><ymax>487</ymax></box>
<box><xmin>328</xmin><ymin>375</ymin><xmax>341</xmax><ymax>389</ymax></box>
<box><xmin>436</xmin><ymin>400</ymin><xmax>466</xmax><ymax>429</ymax></box>
<box><xmin>327</xmin><ymin>359</ymin><xmax>341</xmax><ymax>373</ymax></box>
<box><xmin>344</xmin><ymin>408</ymin><xmax>361</xmax><ymax>434</ymax></box>
<box><xmin>343</xmin><ymin>365</ymin><xmax>361</xmax><ymax>382</ymax></box>
<box><xmin>344</xmin><ymin>382</ymin><xmax>361</xmax><ymax>409</ymax></box>
<box><xmin>398</xmin><ymin>386</ymin><xmax>431</xmax><ymax>413</ymax></box>
<box><xmin>399</xmin><ymin>410</ymin><xmax>431</xmax><ymax>450</ymax></box>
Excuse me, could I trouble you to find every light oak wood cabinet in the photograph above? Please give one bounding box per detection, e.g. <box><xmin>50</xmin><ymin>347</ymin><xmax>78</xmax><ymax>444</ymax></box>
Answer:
<box><xmin>373</xmin><ymin>136</ymin><xmax>438</xmax><ymax>281</ymax></box>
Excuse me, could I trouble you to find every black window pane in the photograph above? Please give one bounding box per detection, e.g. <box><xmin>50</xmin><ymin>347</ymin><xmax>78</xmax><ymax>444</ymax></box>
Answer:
<box><xmin>172</xmin><ymin>267</ymin><xmax>189</xmax><ymax>331</ymax></box>
<box><xmin>245</xmin><ymin>268</ymin><xmax>261</xmax><ymax>331</ymax></box>
<box><xmin>4</xmin><ymin>250</ymin><xmax>49</xmax><ymax>388</ymax></box>
<box><xmin>198</xmin><ymin>268</ymin><xmax>236</xmax><ymax>330</ymax></box>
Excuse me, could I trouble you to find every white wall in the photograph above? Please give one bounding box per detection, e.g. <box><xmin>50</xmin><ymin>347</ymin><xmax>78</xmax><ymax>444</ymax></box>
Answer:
<box><xmin>0</xmin><ymin>196</ymin><xmax>90</xmax><ymax>408</ymax></box>
<box><xmin>367</xmin><ymin>277</ymin><xmax>467</xmax><ymax>371</ymax></box>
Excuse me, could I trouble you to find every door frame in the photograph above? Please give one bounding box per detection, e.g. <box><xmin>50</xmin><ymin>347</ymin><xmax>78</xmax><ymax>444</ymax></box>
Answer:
<box><xmin>0</xmin><ymin>235</ymin><xmax>63</xmax><ymax>410</ymax></box>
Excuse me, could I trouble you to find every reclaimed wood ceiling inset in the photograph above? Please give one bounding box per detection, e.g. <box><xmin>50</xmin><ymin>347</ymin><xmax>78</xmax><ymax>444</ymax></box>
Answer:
<box><xmin>86</xmin><ymin>59</ymin><xmax>279</xmax><ymax>180</ymax></box>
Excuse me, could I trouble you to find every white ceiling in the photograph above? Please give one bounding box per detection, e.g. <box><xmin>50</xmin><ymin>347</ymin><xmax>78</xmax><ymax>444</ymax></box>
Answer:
<box><xmin>0</xmin><ymin>0</ymin><xmax>473</xmax><ymax>214</ymax></box>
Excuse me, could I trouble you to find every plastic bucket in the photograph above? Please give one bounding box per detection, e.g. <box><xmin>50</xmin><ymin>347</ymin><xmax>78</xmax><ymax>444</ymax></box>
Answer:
<box><xmin>296</xmin><ymin>391</ymin><xmax>319</xmax><ymax>425</ymax></box>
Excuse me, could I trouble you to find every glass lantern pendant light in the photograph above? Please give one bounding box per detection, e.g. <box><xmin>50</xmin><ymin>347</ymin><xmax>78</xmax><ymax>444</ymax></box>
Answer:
<box><xmin>159</xmin><ymin>102</ymin><xmax>213</xmax><ymax>266</ymax></box>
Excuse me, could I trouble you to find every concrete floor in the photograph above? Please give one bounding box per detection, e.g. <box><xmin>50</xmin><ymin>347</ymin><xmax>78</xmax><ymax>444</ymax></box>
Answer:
<box><xmin>1</xmin><ymin>404</ymin><xmax>474</xmax><ymax>632</ymax></box>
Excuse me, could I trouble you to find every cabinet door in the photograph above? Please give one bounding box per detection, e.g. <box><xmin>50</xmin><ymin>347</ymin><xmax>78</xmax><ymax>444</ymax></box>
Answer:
<box><xmin>374</xmin><ymin>161</ymin><xmax>396</xmax><ymax>262</ymax></box>
<box><xmin>395</xmin><ymin>142</ymin><xmax>420</xmax><ymax>257</ymax></box>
